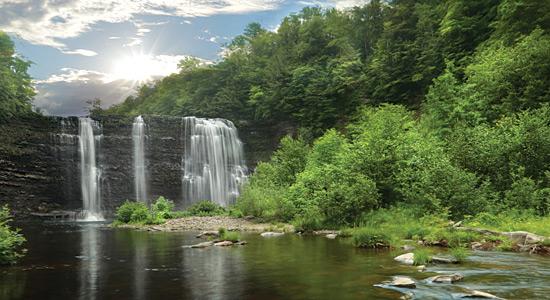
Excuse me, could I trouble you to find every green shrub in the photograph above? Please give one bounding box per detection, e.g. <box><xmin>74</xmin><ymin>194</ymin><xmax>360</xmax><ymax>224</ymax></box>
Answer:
<box><xmin>413</xmin><ymin>248</ymin><xmax>431</xmax><ymax>266</ymax></box>
<box><xmin>115</xmin><ymin>201</ymin><xmax>150</xmax><ymax>224</ymax></box>
<box><xmin>292</xmin><ymin>207</ymin><xmax>324</xmax><ymax>232</ymax></box>
<box><xmin>152</xmin><ymin>196</ymin><xmax>175</xmax><ymax>219</ymax></box>
<box><xmin>351</xmin><ymin>227</ymin><xmax>392</xmax><ymax>248</ymax></box>
<box><xmin>187</xmin><ymin>200</ymin><xmax>226</xmax><ymax>216</ymax></box>
<box><xmin>0</xmin><ymin>206</ymin><xmax>26</xmax><ymax>265</ymax></box>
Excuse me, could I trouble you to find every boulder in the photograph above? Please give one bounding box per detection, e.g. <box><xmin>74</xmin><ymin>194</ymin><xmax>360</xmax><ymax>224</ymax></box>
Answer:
<box><xmin>187</xmin><ymin>241</ymin><xmax>214</xmax><ymax>248</ymax></box>
<box><xmin>261</xmin><ymin>232</ymin><xmax>284</xmax><ymax>237</ymax></box>
<box><xmin>214</xmin><ymin>241</ymin><xmax>234</xmax><ymax>247</ymax></box>
<box><xmin>326</xmin><ymin>233</ymin><xmax>338</xmax><ymax>239</ymax></box>
<box><xmin>460</xmin><ymin>289</ymin><xmax>504</xmax><ymax>299</ymax></box>
<box><xmin>431</xmin><ymin>255</ymin><xmax>458</xmax><ymax>264</ymax></box>
<box><xmin>501</xmin><ymin>231</ymin><xmax>545</xmax><ymax>245</ymax></box>
<box><xmin>416</xmin><ymin>265</ymin><xmax>426</xmax><ymax>272</ymax></box>
<box><xmin>389</xmin><ymin>276</ymin><xmax>416</xmax><ymax>288</ymax></box>
<box><xmin>394</xmin><ymin>253</ymin><xmax>414</xmax><ymax>265</ymax></box>
<box><xmin>401</xmin><ymin>245</ymin><xmax>415</xmax><ymax>251</ymax></box>
<box><xmin>234</xmin><ymin>241</ymin><xmax>248</xmax><ymax>245</ymax></box>
<box><xmin>196</xmin><ymin>231</ymin><xmax>219</xmax><ymax>238</ymax></box>
<box><xmin>427</xmin><ymin>273</ymin><xmax>464</xmax><ymax>283</ymax></box>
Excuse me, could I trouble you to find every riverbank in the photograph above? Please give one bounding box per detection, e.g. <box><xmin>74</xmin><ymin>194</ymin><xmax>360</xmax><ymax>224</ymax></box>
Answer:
<box><xmin>115</xmin><ymin>215</ymin><xmax>295</xmax><ymax>232</ymax></box>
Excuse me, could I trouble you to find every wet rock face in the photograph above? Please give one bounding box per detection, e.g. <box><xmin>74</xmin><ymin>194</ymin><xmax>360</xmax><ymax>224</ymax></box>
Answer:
<box><xmin>0</xmin><ymin>115</ymin><xmax>285</xmax><ymax>216</ymax></box>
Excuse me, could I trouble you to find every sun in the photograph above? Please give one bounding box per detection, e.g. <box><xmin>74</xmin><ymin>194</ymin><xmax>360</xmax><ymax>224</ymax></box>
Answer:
<box><xmin>110</xmin><ymin>54</ymin><xmax>157</xmax><ymax>82</ymax></box>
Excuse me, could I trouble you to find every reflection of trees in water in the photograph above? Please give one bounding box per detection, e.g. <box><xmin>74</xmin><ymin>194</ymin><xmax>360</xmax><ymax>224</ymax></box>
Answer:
<box><xmin>0</xmin><ymin>272</ymin><xmax>26</xmax><ymax>300</ymax></box>
<box><xmin>182</xmin><ymin>245</ymin><xmax>244</xmax><ymax>299</ymax></box>
<box><xmin>79</xmin><ymin>225</ymin><xmax>101</xmax><ymax>300</ymax></box>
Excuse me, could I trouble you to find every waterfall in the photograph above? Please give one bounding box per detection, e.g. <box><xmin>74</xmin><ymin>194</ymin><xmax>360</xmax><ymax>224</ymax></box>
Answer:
<box><xmin>182</xmin><ymin>117</ymin><xmax>247</xmax><ymax>207</ymax></box>
<box><xmin>132</xmin><ymin>116</ymin><xmax>147</xmax><ymax>203</ymax></box>
<box><xmin>79</xmin><ymin>117</ymin><xmax>103</xmax><ymax>221</ymax></box>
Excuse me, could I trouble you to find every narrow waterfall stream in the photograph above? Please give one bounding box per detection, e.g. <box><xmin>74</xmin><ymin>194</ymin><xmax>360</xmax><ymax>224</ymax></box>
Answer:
<box><xmin>78</xmin><ymin>117</ymin><xmax>103</xmax><ymax>221</ymax></box>
<box><xmin>182</xmin><ymin>117</ymin><xmax>247</xmax><ymax>207</ymax></box>
<box><xmin>132</xmin><ymin>116</ymin><xmax>147</xmax><ymax>203</ymax></box>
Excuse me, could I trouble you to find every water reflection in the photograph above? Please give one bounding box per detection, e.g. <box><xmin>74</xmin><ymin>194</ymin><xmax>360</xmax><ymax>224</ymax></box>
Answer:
<box><xmin>78</xmin><ymin>225</ymin><xmax>101</xmax><ymax>300</ymax></box>
<box><xmin>6</xmin><ymin>223</ymin><xmax>550</xmax><ymax>300</ymax></box>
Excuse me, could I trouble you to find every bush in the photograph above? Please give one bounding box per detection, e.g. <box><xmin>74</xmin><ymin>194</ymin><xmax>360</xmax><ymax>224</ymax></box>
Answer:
<box><xmin>187</xmin><ymin>200</ymin><xmax>226</xmax><ymax>216</ymax></box>
<box><xmin>115</xmin><ymin>201</ymin><xmax>150</xmax><ymax>224</ymax></box>
<box><xmin>152</xmin><ymin>196</ymin><xmax>175</xmax><ymax>219</ymax></box>
<box><xmin>0</xmin><ymin>206</ymin><xmax>26</xmax><ymax>265</ymax></box>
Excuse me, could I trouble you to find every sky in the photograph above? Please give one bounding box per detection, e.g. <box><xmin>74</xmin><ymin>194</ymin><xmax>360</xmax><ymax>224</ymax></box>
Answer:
<box><xmin>1</xmin><ymin>0</ymin><xmax>367</xmax><ymax>116</ymax></box>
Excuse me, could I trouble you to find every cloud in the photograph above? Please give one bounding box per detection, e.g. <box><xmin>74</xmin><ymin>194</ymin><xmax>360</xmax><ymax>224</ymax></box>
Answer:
<box><xmin>0</xmin><ymin>0</ymin><xmax>284</xmax><ymax>48</ymax></box>
<box><xmin>123</xmin><ymin>37</ymin><xmax>143</xmax><ymax>47</ymax></box>
<box><xmin>34</xmin><ymin>68</ymin><xmax>136</xmax><ymax>116</ymax></box>
<box><xmin>108</xmin><ymin>36</ymin><xmax>121</xmax><ymax>40</ymax></box>
<box><xmin>34</xmin><ymin>54</ymin><xmax>209</xmax><ymax>115</ymax></box>
<box><xmin>60</xmin><ymin>48</ymin><xmax>98</xmax><ymax>56</ymax></box>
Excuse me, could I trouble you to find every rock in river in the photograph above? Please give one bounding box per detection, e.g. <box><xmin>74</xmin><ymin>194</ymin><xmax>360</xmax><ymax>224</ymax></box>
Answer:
<box><xmin>184</xmin><ymin>241</ymin><xmax>214</xmax><ymax>248</ymax></box>
<box><xmin>326</xmin><ymin>233</ymin><xmax>338</xmax><ymax>239</ymax></box>
<box><xmin>394</xmin><ymin>253</ymin><xmax>414</xmax><ymax>265</ymax></box>
<box><xmin>460</xmin><ymin>289</ymin><xmax>504</xmax><ymax>299</ymax></box>
<box><xmin>431</xmin><ymin>255</ymin><xmax>458</xmax><ymax>264</ymax></box>
<box><xmin>261</xmin><ymin>232</ymin><xmax>284</xmax><ymax>237</ymax></box>
<box><xmin>427</xmin><ymin>273</ymin><xmax>464</xmax><ymax>283</ymax></box>
<box><xmin>214</xmin><ymin>241</ymin><xmax>234</xmax><ymax>247</ymax></box>
<box><xmin>389</xmin><ymin>276</ymin><xmax>416</xmax><ymax>288</ymax></box>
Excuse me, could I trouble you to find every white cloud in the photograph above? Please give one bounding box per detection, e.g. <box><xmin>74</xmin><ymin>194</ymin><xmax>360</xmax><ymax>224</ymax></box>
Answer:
<box><xmin>34</xmin><ymin>54</ymin><xmax>210</xmax><ymax>115</ymax></box>
<box><xmin>108</xmin><ymin>36</ymin><xmax>121</xmax><ymax>40</ymax></box>
<box><xmin>60</xmin><ymin>48</ymin><xmax>98</xmax><ymax>56</ymax></box>
<box><xmin>0</xmin><ymin>0</ymin><xmax>284</xmax><ymax>48</ymax></box>
<box><xmin>123</xmin><ymin>37</ymin><xmax>143</xmax><ymax>47</ymax></box>
<box><xmin>182</xmin><ymin>20</ymin><xmax>192</xmax><ymax>24</ymax></box>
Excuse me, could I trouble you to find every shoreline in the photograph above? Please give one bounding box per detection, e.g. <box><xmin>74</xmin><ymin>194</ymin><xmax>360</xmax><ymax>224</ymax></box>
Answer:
<box><xmin>114</xmin><ymin>215</ymin><xmax>295</xmax><ymax>233</ymax></box>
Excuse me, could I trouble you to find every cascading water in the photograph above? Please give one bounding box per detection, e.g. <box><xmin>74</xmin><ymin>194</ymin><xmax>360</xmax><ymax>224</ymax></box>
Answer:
<box><xmin>182</xmin><ymin>117</ymin><xmax>247</xmax><ymax>207</ymax></box>
<box><xmin>79</xmin><ymin>117</ymin><xmax>103</xmax><ymax>221</ymax></box>
<box><xmin>132</xmin><ymin>116</ymin><xmax>148</xmax><ymax>203</ymax></box>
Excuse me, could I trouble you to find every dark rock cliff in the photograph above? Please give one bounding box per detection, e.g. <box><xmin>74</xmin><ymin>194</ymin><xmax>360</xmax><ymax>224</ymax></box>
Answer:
<box><xmin>0</xmin><ymin>115</ymin><xmax>289</xmax><ymax>217</ymax></box>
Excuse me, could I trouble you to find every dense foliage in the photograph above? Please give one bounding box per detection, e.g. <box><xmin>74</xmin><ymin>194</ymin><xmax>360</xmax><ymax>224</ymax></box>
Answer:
<box><xmin>103</xmin><ymin>0</ymin><xmax>550</xmax><ymax>229</ymax></box>
<box><xmin>0</xmin><ymin>31</ymin><xmax>35</xmax><ymax>121</ymax></box>
<box><xmin>0</xmin><ymin>206</ymin><xmax>26</xmax><ymax>265</ymax></box>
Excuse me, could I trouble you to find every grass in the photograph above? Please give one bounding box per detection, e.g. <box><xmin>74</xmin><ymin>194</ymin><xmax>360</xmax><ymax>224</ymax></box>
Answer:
<box><xmin>450</xmin><ymin>247</ymin><xmax>469</xmax><ymax>262</ymax></box>
<box><xmin>218</xmin><ymin>228</ymin><xmax>241</xmax><ymax>242</ymax></box>
<box><xmin>464</xmin><ymin>211</ymin><xmax>550</xmax><ymax>237</ymax></box>
<box><xmin>412</xmin><ymin>248</ymin><xmax>431</xmax><ymax>265</ymax></box>
<box><xmin>351</xmin><ymin>227</ymin><xmax>392</xmax><ymax>248</ymax></box>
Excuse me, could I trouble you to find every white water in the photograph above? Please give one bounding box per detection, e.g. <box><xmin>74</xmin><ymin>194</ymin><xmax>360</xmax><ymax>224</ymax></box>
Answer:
<box><xmin>182</xmin><ymin>117</ymin><xmax>247</xmax><ymax>207</ymax></box>
<box><xmin>132</xmin><ymin>116</ymin><xmax>148</xmax><ymax>203</ymax></box>
<box><xmin>79</xmin><ymin>117</ymin><xmax>103</xmax><ymax>221</ymax></box>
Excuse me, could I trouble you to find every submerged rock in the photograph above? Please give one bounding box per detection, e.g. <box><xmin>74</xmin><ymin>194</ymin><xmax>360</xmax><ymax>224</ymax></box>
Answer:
<box><xmin>416</xmin><ymin>265</ymin><xmax>426</xmax><ymax>272</ymax></box>
<box><xmin>326</xmin><ymin>233</ymin><xmax>338</xmax><ymax>239</ymax></box>
<box><xmin>427</xmin><ymin>273</ymin><xmax>464</xmax><ymax>283</ymax></box>
<box><xmin>214</xmin><ymin>241</ymin><xmax>234</xmax><ymax>247</ymax></box>
<box><xmin>261</xmin><ymin>232</ymin><xmax>284</xmax><ymax>237</ymax></box>
<box><xmin>234</xmin><ymin>241</ymin><xmax>248</xmax><ymax>245</ymax></box>
<box><xmin>460</xmin><ymin>290</ymin><xmax>504</xmax><ymax>299</ymax></box>
<box><xmin>184</xmin><ymin>241</ymin><xmax>214</xmax><ymax>248</ymax></box>
<box><xmin>389</xmin><ymin>276</ymin><xmax>416</xmax><ymax>288</ymax></box>
<box><xmin>431</xmin><ymin>255</ymin><xmax>458</xmax><ymax>264</ymax></box>
<box><xmin>394</xmin><ymin>253</ymin><xmax>414</xmax><ymax>265</ymax></box>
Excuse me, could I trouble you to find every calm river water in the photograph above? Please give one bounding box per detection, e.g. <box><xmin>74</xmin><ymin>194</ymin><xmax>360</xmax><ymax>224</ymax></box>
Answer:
<box><xmin>1</xmin><ymin>222</ymin><xmax>549</xmax><ymax>299</ymax></box>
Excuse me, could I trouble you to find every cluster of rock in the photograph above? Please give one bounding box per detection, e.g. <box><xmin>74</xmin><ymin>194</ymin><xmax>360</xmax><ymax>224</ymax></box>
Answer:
<box><xmin>376</xmin><ymin>252</ymin><xmax>505</xmax><ymax>299</ymax></box>
<box><xmin>183</xmin><ymin>230</ymin><xmax>248</xmax><ymax>249</ymax></box>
